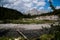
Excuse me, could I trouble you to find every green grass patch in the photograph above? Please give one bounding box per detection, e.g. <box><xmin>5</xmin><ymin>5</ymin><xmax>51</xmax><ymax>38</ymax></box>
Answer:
<box><xmin>0</xmin><ymin>19</ymin><xmax>56</xmax><ymax>24</ymax></box>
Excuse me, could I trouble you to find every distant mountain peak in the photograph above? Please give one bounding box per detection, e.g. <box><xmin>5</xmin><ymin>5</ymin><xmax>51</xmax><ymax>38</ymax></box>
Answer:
<box><xmin>25</xmin><ymin>8</ymin><xmax>40</xmax><ymax>15</ymax></box>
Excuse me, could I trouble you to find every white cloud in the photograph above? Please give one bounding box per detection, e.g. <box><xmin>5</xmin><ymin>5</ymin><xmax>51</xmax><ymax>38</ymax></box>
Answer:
<box><xmin>22</xmin><ymin>0</ymin><xmax>32</xmax><ymax>3</ymax></box>
<box><xmin>13</xmin><ymin>0</ymin><xmax>22</xmax><ymax>5</ymax></box>
<box><xmin>40</xmin><ymin>0</ymin><xmax>45</xmax><ymax>1</ymax></box>
<box><xmin>30</xmin><ymin>7</ymin><xmax>37</xmax><ymax>10</ymax></box>
<box><xmin>39</xmin><ymin>7</ymin><xmax>44</xmax><ymax>10</ymax></box>
<box><xmin>32</xmin><ymin>0</ymin><xmax>46</xmax><ymax>6</ymax></box>
<box><xmin>24</xmin><ymin>3</ymin><xmax>32</xmax><ymax>7</ymax></box>
<box><xmin>48</xmin><ymin>0</ymin><xmax>50</xmax><ymax>1</ymax></box>
<box><xmin>56</xmin><ymin>6</ymin><xmax>60</xmax><ymax>9</ymax></box>
<box><xmin>37</xmin><ymin>2</ymin><xmax>46</xmax><ymax>6</ymax></box>
<box><xmin>33</xmin><ymin>0</ymin><xmax>38</xmax><ymax>3</ymax></box>
<box><xmin>33</xmin><ymin>7</ymin><xmax>37</xmax><ymax>9</ymax></box>
<box><xmin>3</xmin><ymin>4</ymin><xmax>9</xmax><ymax>7</ymax></box>
<box><xmin>2</xmin><ymin>0</ymin><xmax>46</xmax><ymax>12</ymax></box>
<box><xmin>6</xmin><ymin>0</ymin><xmax>17</xmax><ymax>3</ymax></box>
<box><xmin>8</xmin><ymin>0</ymin><xmax>17</xmax><ymax>2</ymax></box>
<box><xmin>48</xmin><ymin>7</ymin><xmax>51</xmax><ymax>9</ymax></box>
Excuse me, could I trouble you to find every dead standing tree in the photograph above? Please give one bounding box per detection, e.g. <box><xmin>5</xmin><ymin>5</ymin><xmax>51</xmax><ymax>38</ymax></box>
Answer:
<box><xmin>49</xmin><ymin>0</ymin><xmax>56</xmax><ymax>11</ymax></box>
<box><xmin>49</xmin><ymin>0</ymin><xmax>56</xmax><ymax>15</ymax></box>
<box><xmin>49</xmin><ymin>0</ymin><xmax>60</xmax><ymax>22</ymax></box>
<box><xmin>49</xmin><ymin>0</ymin><xmax>60</xmax><ymax>14</ymax></box>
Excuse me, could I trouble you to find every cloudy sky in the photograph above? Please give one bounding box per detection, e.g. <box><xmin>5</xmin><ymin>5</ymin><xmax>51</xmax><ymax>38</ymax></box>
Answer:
<box><xmin>0</xmin><ymin>0</ymin><xmax>60</xmax><ymax>13</ymax></box>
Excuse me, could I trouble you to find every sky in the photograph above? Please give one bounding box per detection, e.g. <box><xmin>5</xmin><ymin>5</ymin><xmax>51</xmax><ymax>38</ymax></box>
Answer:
<box><xmin>0</xmin><ymin>0</ymin><xmax>60</xmax><ymax>13</ymax></box>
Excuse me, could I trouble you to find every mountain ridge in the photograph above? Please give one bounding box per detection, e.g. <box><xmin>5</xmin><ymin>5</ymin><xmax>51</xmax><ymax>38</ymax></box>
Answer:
<box><xmin>0</xmin><ymin>7</ymin><xmax>23</xmax><ymax>20</ymax></box>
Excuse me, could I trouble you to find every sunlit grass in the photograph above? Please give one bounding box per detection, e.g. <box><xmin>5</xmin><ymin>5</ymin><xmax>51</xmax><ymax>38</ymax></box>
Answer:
<box><xmin>0</xmin><ymin>36</ymin><xmax>25</xmax><ymax>40</ymax></box>
<box><xmin>0</xmin><ymin>19</ymin><xmax>56</xmax><ymax>24</ymax></box>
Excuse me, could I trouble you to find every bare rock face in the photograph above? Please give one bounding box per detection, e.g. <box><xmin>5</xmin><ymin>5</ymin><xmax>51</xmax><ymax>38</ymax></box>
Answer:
<box><xmin>25</xmin><ymin>9</ymin><xmax>40</xmax><ymax>15</ymax></box>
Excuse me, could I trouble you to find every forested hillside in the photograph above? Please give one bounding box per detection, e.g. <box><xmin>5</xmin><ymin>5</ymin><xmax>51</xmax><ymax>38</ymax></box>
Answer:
<box><xmin>0</xmin><ymin>7</ymin><xmax>23</xmax><ymax>20</ymax></box>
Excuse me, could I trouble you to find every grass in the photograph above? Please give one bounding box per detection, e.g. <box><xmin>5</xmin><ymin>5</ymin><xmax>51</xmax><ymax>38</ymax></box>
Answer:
<box><xmin>40</xmin><ymin>34</ymin><xmax>54</xmax><ymax>40</ymax></box>
<box><xmin>0</xmin><ymin>34</ymin><xmax>54</xmax><ymax>40</ymax></box>
<box><xmin>0</xmin><ymin>19</ymin><xmax>56</xmax><ymax>24</ymax></box>
<box><xmin>0</xmin><ymin>36</ymin><xmax>25</xmax><ymax>40</ymax></box>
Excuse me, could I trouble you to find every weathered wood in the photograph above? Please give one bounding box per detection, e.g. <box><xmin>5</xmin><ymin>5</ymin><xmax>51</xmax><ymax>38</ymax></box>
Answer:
<box><xmin>16</xmin><ymin>29</ymin><xmax>29</xmax><ymax>40</ymax></box>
